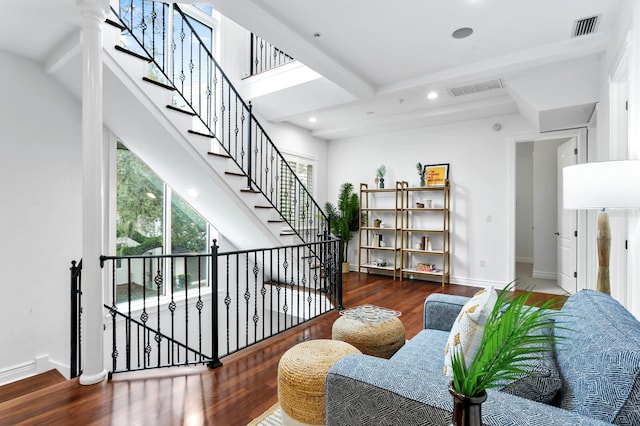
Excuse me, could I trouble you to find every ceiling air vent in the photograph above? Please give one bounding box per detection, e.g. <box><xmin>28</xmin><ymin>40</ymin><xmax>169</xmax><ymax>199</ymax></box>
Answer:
<box><xmin>447</xmin><ymin>79</ymin><xmax>504</xmax><ymax>97</ymax></box>
<box><xmin>572</xmin><ymin>15</ymin><xmax>600</xmax><ymax>37</ymax></box>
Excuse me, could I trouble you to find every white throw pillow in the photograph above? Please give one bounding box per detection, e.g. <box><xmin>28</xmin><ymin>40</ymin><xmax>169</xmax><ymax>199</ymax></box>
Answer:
<box><xmin>443</xmin><ymin>287</ymin><xmax>497</xmax><ymax>376</ymax></box>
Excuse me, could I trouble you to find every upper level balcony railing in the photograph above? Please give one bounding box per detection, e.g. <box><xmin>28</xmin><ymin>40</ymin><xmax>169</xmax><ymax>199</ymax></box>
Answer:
<box><xmin>249</xmin><ymin>33</ymin><xmax>295</xmax><ymax>76</ymax></box>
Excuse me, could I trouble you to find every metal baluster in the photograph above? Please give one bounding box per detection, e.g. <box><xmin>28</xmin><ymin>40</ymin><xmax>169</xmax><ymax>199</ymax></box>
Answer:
<box><xmin>184</xmin><ymin>255</ymin><xmax>188</xmax><ymax>365</ymax></box>
<box><xmin>169</xmin><ymin>257</ymin><xmax>175</xmax><ymax>366</ymax></box>
<box><xmin>246</xmin><ymin>102</ymin><xmax>253</xmax><ymax>189</ymax></box>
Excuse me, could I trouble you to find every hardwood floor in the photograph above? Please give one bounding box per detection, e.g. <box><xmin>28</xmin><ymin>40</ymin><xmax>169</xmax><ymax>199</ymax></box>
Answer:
<box><xmin>0</xmin><ymin>273</ymin><xmax>565</xmax><ymax>426</ymax></box>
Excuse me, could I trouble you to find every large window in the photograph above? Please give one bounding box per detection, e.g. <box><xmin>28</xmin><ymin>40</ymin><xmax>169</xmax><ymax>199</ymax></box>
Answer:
<box><xmin>280</xmin><ymin>154</ymin><xmax>316</xmax><ymax>224</ymax></box>
<box><xmin>116</xmin><ymin>143</ymin><xmax>215</xmax><ymax>303</ymax></box>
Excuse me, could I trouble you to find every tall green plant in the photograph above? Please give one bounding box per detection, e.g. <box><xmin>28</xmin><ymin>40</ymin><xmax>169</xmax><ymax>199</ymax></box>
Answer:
<box><xmin>325</xmin><ymin>183</ymin><xmax>360</xmax><ymax>261</ymax></box>
<box><xmin>451</xmin><ymin>286</ymin><xmax>563</xmax><ymax>397</ymax></box>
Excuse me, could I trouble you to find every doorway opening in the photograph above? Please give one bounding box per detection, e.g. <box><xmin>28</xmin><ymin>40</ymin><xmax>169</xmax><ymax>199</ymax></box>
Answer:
<box><xmin>516</xmin><ymin>138</ymin><xmax>573</xmax><ymax>295</ymax></box>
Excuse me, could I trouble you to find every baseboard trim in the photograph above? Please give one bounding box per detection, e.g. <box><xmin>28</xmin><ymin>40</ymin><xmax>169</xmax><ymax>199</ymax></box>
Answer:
<box><xmin>516</xmin><ymin>257</ymin><xmax>533</xmax><ymax>264</ymax></box>
<box><xmin>79</xmin><ymin>369</ymin><xmax>108</xmax><ymax>385</ymax></box>
<box><xmin>449</xmin><ymin>276</ymin><xmax>510</xmax><ymax>290</ymax></box>
<box><xmin>0</xmin><ymin>361</ymin><xmax>37</xmax><ymax>386</ymax></box>
<box><xmin>0</xmin><ymin>356</ymin><xmax>68</xmax><ymax>386</ymax></box>
<box><xmin>532</xmin><ymin>270</ymin><xmax>557</xmax><ymax>280</ymax></box>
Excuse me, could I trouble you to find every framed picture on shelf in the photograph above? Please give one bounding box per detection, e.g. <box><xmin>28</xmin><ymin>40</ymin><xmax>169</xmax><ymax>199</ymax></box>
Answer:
<box><xmin>423</xmin><ymin>163</ymin><xmax>449</xmax><ymax>187</ymax></box>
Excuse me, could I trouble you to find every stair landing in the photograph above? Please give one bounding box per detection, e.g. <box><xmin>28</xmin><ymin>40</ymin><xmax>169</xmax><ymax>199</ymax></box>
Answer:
<box><xmin>0</xmin><ymin>369</ymin><xmax>65</xmax><ymax>404</ymax></box>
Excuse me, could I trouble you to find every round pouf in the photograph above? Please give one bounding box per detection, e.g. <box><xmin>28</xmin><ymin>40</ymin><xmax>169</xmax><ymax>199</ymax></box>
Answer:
<box><xmin>332</xmin><ymin>316</ymin><xmax>406</xmax><ymax>359</ymax></box>
<box><xmin>277</xmin><ymin>339</ymin><xmax>361</xmax><ymax>425</ymax></box>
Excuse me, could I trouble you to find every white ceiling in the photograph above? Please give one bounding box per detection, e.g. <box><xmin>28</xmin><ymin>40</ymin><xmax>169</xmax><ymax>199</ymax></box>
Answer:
<box><xmin>210</xmin><ymin>0</ymin><xmax>621</xmax><ymax>139</ymax></box>
<box><xmin>0</xmin><ymin>0</ymin><xmax>623</xmax><ymax>140</ymax></box>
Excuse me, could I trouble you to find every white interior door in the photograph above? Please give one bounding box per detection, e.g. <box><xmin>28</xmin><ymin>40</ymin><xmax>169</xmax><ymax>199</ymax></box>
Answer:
<box><xmin>557</xmin><ymin>138</ymin><xmax>578</xmax><ymax>294</ymax></box>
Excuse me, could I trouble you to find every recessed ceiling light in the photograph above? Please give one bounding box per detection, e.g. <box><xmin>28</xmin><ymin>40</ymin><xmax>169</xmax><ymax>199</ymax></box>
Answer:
<box><xmin>309</xmin><ymin>117</ymin><xmax>317</xmax><ymax>123</ymax></box>
<box><xmin>427</xmin><ymin>91</ymin><xmax>438</xmax><ymax>100</ymax></box>
<box><xmin>452</xmin><ymin>27</ymin><xmax>474</xmax><ymax>39</ymax></box>
<box><xmin>187</xmin><ymin>188</ymin><xmax>198</xmax><ymax>197</ymax></box>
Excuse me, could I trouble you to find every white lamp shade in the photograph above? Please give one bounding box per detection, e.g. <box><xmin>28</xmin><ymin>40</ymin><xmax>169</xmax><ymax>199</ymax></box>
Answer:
<box><xmin>563</xmin><ymin>160</ymin><xmax>640</xmax><ymax>209</ymax></box>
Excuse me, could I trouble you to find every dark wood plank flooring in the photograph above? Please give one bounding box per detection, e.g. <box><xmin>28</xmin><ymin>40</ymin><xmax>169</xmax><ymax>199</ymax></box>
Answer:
<box><xmin>0</xmin><ymin>273</ymin><xmax>565</xmax><ymax>425</ymax></box>
<box><xmin>0</xmin><ymin>369</ymin><xmax>65</xmax><ymax>404</ymax></box>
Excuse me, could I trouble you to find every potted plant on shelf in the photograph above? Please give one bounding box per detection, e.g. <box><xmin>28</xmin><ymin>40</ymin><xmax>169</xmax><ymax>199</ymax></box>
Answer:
<box><xmin>325</xmin><ymin>182</ymin><xmax>360</xmax><ymax>273</ymax></box>
<box><xmin>416</xmin><ymin>162</ymin><xmax>425</xmax><ymax>187</ymax></box>
<box><xmin>446</xmin><ymin>286</ymin><xmax>563</xmax><ymax>426</ymax></box>
<box><xmin>376</xmin><ymin>165</ymin><xmax>386</xmax><ymax>188</ymax></box>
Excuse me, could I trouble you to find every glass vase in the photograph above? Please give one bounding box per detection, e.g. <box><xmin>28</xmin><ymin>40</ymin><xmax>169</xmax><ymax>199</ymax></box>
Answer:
<box><xmin>448</xmin><ymin>382</ymin><xmax>486</xmax><ymax>426</ymax></box>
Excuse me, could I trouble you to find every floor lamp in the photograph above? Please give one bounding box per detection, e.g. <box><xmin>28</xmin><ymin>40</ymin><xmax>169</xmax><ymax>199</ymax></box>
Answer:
<box><xmin>563</xmin><ymin>160</ymin><xmax>640</xmax><ymax>294</ymax></box>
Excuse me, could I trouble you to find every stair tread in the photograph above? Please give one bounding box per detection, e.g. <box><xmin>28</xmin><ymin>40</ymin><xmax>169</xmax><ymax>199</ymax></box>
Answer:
<box><xmin>208</xmin><ymin>152</ymin><xmax>231</xmax><ymax>159</ymax></box>
<box><xmin>188</xmin><ymin>129</ymin><xmax>214</xmax><ymax>138</ymax></box>
<box><xmin>166</xmin><ymin>104</ymin><xmax>196</xmax><ymax>116</ymax></box>
<box><xmin>255</xmin><ymin>205</ymin><xmax>274</xmax><ymax>209</ymax></box>
<box><xmin>240</xmin><ymin>188</ymin><xmax>260</xmax><ymax>194</ymax></box>
<box><xmin>105</xmin><ymin>18</ymin><xmax>125</xmax><ymax>31</ymax></box>
<box><xmin>0</xmin><ymin>369</ymin><xmax>66</xmax><ymax>404</ymax></box>
<box><xmin>114</xmin><ymin>45</ymin><xmax>151</xmax><ymax>62</ymax></box>
<box><xmin>267</xmin><ymin>220</ymin><xmax>284</xmax><ymax>223</ymax></box>
<box><xmin>224</xmin><ymin>171</ymin><xmax>245</xmax><ymax>177</ymax></box>
<box><xmin>142</xmin><ymin>76</ymin><xmax>175</xmax><ymax>91</ymax></box>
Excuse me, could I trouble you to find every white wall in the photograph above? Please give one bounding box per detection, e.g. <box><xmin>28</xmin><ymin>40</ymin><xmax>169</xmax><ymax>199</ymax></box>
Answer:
<box><xmin>532</xmin><ymin>139</ymin><xmax>564</xmax><ymax>279</ymax></box>
<box><xmin>0</xmin><ymin>51</ymin><xmax>82</xmax><ymax>383</ymax></box>
<box><xmin>515</xmin><ymin>143</ymin><xmax>534</xmax><ymax>263</ymax></box>
<box><xmin>327</xmin><ymin>115</ymin><xmax>536</xmax><ymax>287</ymax></box>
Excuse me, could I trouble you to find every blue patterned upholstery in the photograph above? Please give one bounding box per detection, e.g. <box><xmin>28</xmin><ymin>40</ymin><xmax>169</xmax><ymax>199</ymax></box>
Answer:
<box><xmin>423</xmin><ymin>293</ymin><xmax>469</xmax><ymax>331</ymax></box>
<box><xmin>389</xmin><ymin>329</ymin><xmax>448</xmax><ymax>374</ymax></box>
<box><xmin>554</xmin><ymin>290</ymin><xmax>640</xmax><ymax>424</ymax></box>
<box><xmin>326</xmin><ymin>290</ymin><xmax>640</xmax><ymax>425</ymax></box>
<box><xmin>326</xmin><ymin>355</ymin><xmax>610</xmax><ymax>425</ymax></box>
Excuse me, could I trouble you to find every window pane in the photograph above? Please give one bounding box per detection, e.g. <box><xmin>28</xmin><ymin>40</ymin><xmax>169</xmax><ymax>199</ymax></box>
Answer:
<box><xmin>193</xmin><ymin>4</ymin><xmax>213</xmax><ymax>14</ymax></box>
<box><xmin>171</xmin><ymin>192</ymin><xmax>209</xmax><ymax>292</ymax></box>
<box><xmin>279</xmin><ymin>157</ymin><xmax>316</xmax><ymax>225</ymax></box>
<box><xmin>116</xmin><ymin>144</ymin><xmax>164</xmax><ymax>303</ymax></box>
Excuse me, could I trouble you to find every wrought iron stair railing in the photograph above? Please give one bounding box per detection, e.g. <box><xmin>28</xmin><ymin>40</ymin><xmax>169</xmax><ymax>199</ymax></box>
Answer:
<box><xmin>112</xmin><ymin>1</ymin><xmax>328</xmax><ymax>245</ymax></box>
<box><xmin>70</xmin><ymin>237</ymin><xmax>342</xmax><ymax>375</ymax></box>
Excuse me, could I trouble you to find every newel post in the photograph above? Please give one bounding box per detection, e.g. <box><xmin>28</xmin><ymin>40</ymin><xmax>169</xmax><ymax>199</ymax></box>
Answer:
<box><xmin>208</xmin><ymin>239</ymin><xmax>223</xmax><ymax>368</ymax></box>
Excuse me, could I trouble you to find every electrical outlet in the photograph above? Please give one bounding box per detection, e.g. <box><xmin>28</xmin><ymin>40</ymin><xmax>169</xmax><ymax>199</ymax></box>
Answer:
<box><xmin>480</xmin><ymin>260</ymin><xmax>486</xmax><ymax>267</ymax></box>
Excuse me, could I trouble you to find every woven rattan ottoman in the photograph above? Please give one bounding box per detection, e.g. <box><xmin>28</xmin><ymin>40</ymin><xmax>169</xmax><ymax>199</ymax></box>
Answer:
<box><xmin>332</xmin><ymin>305</ymin><xmax>406</xmax><ymax>359</ymax></box>
<box><xmin>277</xmin><ymin>339</ymin><xmax>361</xmax><ymax>425</ymax></box>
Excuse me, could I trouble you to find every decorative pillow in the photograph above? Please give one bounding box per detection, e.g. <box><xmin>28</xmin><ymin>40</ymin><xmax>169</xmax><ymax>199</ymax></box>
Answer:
<box><xmin>498</xmin><ymin>323</ymin><xmax>563</xmax><ymax>404</ymax></box>
<box><xmin>443</xmin><ymin>287</ymin><xmax>497</xmax><ymax>376</ymax></box>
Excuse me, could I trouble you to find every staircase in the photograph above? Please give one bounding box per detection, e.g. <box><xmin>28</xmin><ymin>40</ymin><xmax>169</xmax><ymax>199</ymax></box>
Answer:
<box><xmin>104</xmin><ymin>1</ymin><xmax>329</xmax><ymax>250</ymax></box>
<box><xmin>47</xmin><ymin>2</ymin><xmax>328</xmax><ymax>254</ymax></box>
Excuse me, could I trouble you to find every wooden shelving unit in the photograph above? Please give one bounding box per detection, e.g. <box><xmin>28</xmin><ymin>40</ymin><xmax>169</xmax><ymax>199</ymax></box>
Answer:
<box><xmin>400</xmin><ymin>180</ymin><xmax>450</xmax><ymax>286</ymax></box>
<box><xmin>358</xmin><ymin>182</ymin><xmax>403</xmax><ymax>280</ymax></box>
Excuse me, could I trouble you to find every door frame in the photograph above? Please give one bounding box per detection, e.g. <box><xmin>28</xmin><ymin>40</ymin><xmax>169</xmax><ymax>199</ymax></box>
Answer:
<box><xmin>509</xmin><ymin>128</ymin><xmax>588</xmax><ymax>292</ymax></box>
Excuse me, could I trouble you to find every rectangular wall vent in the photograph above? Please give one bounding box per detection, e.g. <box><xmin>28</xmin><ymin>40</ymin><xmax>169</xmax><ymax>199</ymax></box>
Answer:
<box><xmin>447</xmin><ymin>79</ymin><xmax>503</xmax><ymax>97</ymax></box>
<box><xmin>572</xmin><ymin>15</ymin><xmax>600</xmax><ymax>37</ymax></box>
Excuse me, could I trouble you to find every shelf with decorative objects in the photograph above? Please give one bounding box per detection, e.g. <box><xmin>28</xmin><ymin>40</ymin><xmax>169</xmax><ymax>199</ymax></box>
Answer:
<box><xmin>400</xmin><ymin>180</ymin><xmax>450</xmax><ymax>286</ymax></box>
<box><xmin>358</xmin><ymin>182</ymin><xmax>403</xmax><ymax>280</ymax></box>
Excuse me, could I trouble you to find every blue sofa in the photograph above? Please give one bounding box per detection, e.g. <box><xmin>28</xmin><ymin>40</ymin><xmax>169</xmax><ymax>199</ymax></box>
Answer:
<box><xmin>326</xmin><ymin>290</ymin><xmax>640</xmax><ymax>425</ymax></box>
